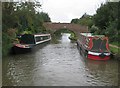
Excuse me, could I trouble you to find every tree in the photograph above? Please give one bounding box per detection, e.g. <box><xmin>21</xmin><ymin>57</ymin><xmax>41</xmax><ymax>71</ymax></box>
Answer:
<box><xmin>79</xmin><ymin>14</ymin><xmax>93</xmax><ymax>28</ymax></box>
<box><xmin>2</xmin><ymin>2</ymin><xmax>17</xmax><ymax>31</ymax></box>
<box><xmin>71</xmin><ymin>13</ymin><xmax>93</xmax><ymax>28</ymax></box>
<box><xmin>93</xmin><ymin>2</ymin><xmax>119</xmax><ymax>42</ymax></box>
<box><xmin>93</xmin><ymin>2</ymin><xmax>119</xmax><ymax>35</ymax></box>
<box><xmin>39</xmin><ymin>12</ymin><xmax>51</xmax><ymax>22</ymax></box>
<box><xmin>2</xmin><ymin>2</ymin><xmax>52</xmax><ymax>56</ymax></box>
<box><xmin>71</xmin><ymin>18</ymin><xmax>79</xmax><ymax>24</ymax></box>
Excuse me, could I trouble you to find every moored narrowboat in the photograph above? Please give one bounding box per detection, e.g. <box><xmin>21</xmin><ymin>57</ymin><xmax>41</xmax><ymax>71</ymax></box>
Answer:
<box><xmin>12</xmin><ymin>34</ymin><xmax>51</xmax><ymax>54</ymax></box>
<box><xmin>77</xmin><ymin>33</ymin><xmax>111</xmax><ymax>60</ymax></box>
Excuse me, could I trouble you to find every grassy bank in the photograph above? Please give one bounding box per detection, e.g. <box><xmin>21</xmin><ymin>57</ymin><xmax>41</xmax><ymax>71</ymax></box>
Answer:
<box><xmin>109</xmin><ymin>42</ymin><xmax>120</xmax><ymax>54</ymax></box>
<box><xmin>109</xmin><ymin>42</ymin><xmax>120</xmax><ymax>60</ymax></box>
<box><xmin>110</xmin><ymin>42</ymin><xmax>120</xmax><ymax>47</ymax></box>
<box><xmin>110</xmin><ymin>46</ymin><xmax>120</xmax><ymax>54</ymax></box>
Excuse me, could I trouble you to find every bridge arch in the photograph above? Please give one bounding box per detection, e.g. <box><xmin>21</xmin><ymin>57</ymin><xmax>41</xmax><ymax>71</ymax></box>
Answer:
<box><xmin>53</xmin><ymin>28</ymin><xmax>76</xmax><ymax>34</ymax></box>
<box><xmin>43</xmin><ymin>22</ymin><xmax>89</xmax><ymax>35</ymax></box>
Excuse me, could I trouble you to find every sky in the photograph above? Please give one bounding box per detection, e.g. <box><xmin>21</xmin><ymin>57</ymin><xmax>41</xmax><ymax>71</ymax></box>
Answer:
<box><xmin>38</xmin><ymin>0</ymin><xmax>106</xmax><ymax>23</ymax></box>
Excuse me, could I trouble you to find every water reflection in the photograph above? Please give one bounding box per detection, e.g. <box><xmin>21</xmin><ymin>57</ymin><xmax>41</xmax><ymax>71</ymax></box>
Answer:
<box><xmin>60</xmin><ymin>33</ymin><xmax>71</xmax><ymax>43</ymax></box>
<box><xmin>2</xmin><ymin>33</ymin><xmax>119</xmax><ymax>86</ymax></box>
<box><xmin>84</xmin><ymin>59</ymin><xmax>118</xmax><ymax>86</ymax></box>
<box><xmin>0</xmin><ymin>58</ymin><xmax>1</xmax><ymax>87</ymax></box>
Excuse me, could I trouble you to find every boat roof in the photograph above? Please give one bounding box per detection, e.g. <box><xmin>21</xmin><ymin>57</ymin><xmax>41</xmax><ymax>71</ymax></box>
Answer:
<box><xmin>80</xmin><ymin>33</ymin><xmax>92</xmax><ymax>37</ymax></box>
<box><xmin>34</xmin><ymin>33</ymin><xmax>50</xmax><ymax>37</ymax></box>
<box><xmin>80</xmin><ymin>33</ymin><xmax>105</xmax><ymax>37</ymax></box>
<box><xmin>17</xmin><ymin>33</ymin><xmax>50</xmax><ymax>36</ymax></box>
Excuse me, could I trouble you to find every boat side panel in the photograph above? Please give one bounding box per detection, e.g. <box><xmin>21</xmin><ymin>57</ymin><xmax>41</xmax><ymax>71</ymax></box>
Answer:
<box><xmin>35</xmin><ymin>34</ymin><xmax>51</xmax><ymax>45</ymax></box>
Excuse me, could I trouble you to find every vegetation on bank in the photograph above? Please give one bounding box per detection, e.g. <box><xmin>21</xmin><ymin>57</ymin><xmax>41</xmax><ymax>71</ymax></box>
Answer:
<box><xmin>110</xmin><ymin>42</ymin><xmax>120</xmax><ymax>47</ymax></box>
<box><xmin>69</xmin><ymin>32</ymin><xmax>77</xmax><ymax>41</ymax></box>
<box><xmin>2</xmin><ymin>2</ymin><xmax>51</xmax><ymax>56</ymax></box>
<box><xmin>3</xmin><ymin>2</ymin><xmax>120</xmax><ymax>56</ymax></box>
<box><xmin>71</xmin><ymin>2</ymin><xmax>120</xmax><ymax>55</ymax></box>
<box><xmin>110</xmin><ymin>46</ymin><xmax>120</xmax><ymax>55</ymax></box>
<box><xmin>109</xmin><ymin>42</ymin><xmax>120</xmax><ymax>55</ymax></box>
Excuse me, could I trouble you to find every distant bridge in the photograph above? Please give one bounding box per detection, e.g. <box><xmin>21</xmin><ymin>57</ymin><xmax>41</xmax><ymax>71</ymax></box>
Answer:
<box><xmin>43</xmin><ymin>22</ymin><xmax>89</xmax><ymax>35</ymax></box>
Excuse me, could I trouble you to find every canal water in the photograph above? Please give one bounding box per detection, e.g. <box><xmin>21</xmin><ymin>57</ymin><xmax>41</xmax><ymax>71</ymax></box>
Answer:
<box><xmin>2</xmin><ymin>33</ymin><xmax>119</xmax><ymax>86</ymax></box>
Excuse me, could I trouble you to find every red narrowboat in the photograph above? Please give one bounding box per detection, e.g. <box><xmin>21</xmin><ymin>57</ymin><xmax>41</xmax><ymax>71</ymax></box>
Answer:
<box><xmin>77</xmin><ymin>33</ymin><xmax>111</xmax><ymax>60</ymax></box>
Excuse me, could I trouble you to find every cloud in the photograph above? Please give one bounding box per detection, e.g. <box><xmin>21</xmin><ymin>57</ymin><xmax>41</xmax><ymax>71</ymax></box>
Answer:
<box><xmin>40</xmin><ymin>0</ymin><xmax>106</xmax><ymax>23</ymax></box>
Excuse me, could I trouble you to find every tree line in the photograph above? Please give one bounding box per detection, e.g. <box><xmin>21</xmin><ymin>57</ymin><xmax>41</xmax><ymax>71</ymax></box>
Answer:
<box><xmin>2</xmin><ymin>2</ymin><xmax>120</xmax><ymax>56</ymax></box>
<box><xmin>71</xmin><ymin>2</ymin><xmax>120</xmax><ymax>43</ymax></box>
<box><xmin>2</xmin><ymin>2</ymin><xmax>51</xmax><ymax>56</ymax></box>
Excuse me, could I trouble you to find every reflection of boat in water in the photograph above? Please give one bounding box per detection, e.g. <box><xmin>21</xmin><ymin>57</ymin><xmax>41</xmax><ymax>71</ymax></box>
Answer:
<box><xmin>12</xmin><ymin>34</ymin><xmax>51</xmax><ymax>54</ymax></box>
<box><xmin>84</xmin><ymin>59</ymin><xmax>118</xmax><ymax>86</ymax></box>
<box><xmin>77</xmin><ymin>33</ymin><xmax>111</xmax><ymax>60</ymax></box>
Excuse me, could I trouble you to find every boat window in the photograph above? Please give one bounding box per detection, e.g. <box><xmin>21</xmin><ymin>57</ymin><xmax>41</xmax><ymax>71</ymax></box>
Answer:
<box><xmin>35</xmin><ymin>36</ymin><xmax>49</xmax><ymax>42</ymax></box>
<box><xmin>20</xmin><ymin>34</ymin><xmax>35</xmax><ymax>44</ymax></box>
<box><xmin>36</xmin><ymin>36</ymin><xmax>42</xmax><ymax>42</ymax></box>
<box><xmin>100</xmin><ymin>39</ymin><xmax>108</xmax><ymax>52</ymax></box>
<box><xmin>43</xmin><ymin>36</ymin><xmax>49</xmax><ymax>40</ymax></box>
<box><xmin>91</xmin><ymin>38</ymin><xmax>108</xmax><ymax>52</ymax></box>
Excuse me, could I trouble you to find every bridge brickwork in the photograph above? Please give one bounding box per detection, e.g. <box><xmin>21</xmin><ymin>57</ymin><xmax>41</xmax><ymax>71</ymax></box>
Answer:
<box><xmin>43</xmin><ymin>22</ymin><xmax>89</xmax><ymax>35</ymax></box>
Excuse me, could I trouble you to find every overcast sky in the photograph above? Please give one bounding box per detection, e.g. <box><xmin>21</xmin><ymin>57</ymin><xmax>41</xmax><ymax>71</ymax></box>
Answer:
<box><xmin>38</xmin><ymin>0</ymin><xmax>106</xmax><ymax>23</ymax></box>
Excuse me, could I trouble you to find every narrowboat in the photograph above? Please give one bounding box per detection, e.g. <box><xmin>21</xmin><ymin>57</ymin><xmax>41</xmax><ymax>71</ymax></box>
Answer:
<box><xmin>77</xmin><ymin>33</ymin><xmax>111</xmax><ymax>60</ymax></box>
<box><xmin>12</xmin><ymin>34</ymin><xmax>51</xmax><ymax>54</ymax></box>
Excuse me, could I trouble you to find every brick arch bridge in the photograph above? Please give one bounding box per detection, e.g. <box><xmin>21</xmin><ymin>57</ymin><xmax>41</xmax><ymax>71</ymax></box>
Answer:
<box><xmin>43</xmin><ymin>22</ymin><xmax>89</xmax><ymax>35</ymax></box>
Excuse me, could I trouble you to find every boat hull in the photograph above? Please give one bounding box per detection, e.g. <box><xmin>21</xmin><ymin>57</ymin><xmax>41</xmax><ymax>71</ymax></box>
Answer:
<box><xmin>12</xmin><ymin>45</ymin><xmax>32</xmax><ymax>54</ymax></box>
<box><xmin>87</xmin><ymin>53</ymin><xmax>110</xmax><ymax>60</ymax></box>
<box><xmin>11</xmin><ymin>39</ymin><xmax>51</xmax><ymax>54</ymax></box>
<box><xmin>11</xmin><ymin>34</ymin><xmax>51</xmax><ymax>54</ymax></box>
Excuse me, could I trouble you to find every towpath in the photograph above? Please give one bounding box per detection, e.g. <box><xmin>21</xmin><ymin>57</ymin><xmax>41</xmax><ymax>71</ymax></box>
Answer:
<box><xmin>109</xmin><ymin>44</ymin><xmax>120</xmax><ymax>49</ymax></box>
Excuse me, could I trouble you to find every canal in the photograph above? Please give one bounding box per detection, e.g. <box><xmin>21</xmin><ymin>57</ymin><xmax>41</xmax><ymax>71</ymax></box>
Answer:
<box><xmin>3</xmin><ymin>33</ymin><xmax>119</xmax><ymax>86</ymax></box>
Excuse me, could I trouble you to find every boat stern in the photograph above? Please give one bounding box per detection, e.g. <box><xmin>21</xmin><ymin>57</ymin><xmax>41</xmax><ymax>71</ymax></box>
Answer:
<box><xmin>87</xmin><ymin>51</ymin><xmax>111</xmax><ymax>60</ymax></box>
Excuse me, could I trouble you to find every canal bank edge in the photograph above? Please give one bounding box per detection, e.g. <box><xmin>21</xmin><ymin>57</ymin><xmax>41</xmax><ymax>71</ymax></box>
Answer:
<box><xmin>109</xmin><ymin>44</ymin><xmax>120</xmax><ymax>60</ymax></box>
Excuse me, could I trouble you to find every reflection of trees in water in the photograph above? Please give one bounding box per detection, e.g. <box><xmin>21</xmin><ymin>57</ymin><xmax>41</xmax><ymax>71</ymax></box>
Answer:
<box><xmin>50</xmin><ymin>34</ymin><xmax>61</xmax><ymax>44</ymax></box>
<box><xmin>0</xmin><ymin>59</ymin><xmax>1</xmax><ymax>87</ymax></box>
<box><xmin>84</xmin><ymin>59</ymin><xmax>118</xmax><ymax>86</ymax></box>
<box><xmin>3</xmin><ymin>41</ymin><xmax>50</xmax><ymax>86</ymax></box>
<box><xmin>3</xmin><ymin>55</ymin><xmax>36</xmax><ymax>86</ymax></box>
<box><xmin>3</xmin><ymin>58</ymin><xmax>13</xmax><ymax>86</ymax></box>
<box><xmin>61</xmin><ymin>33</ymin><xmax>71</xmax><ymax>43</ymax></box>
<box><xmin>52</xmin><ymin>28</ymin><xmax>76</xmax><ymax>43</ymax></box>
<box><xmin>118</xmin><ymin>61</ymin><xmax>120</xmax><ymax>86</ymax></box>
